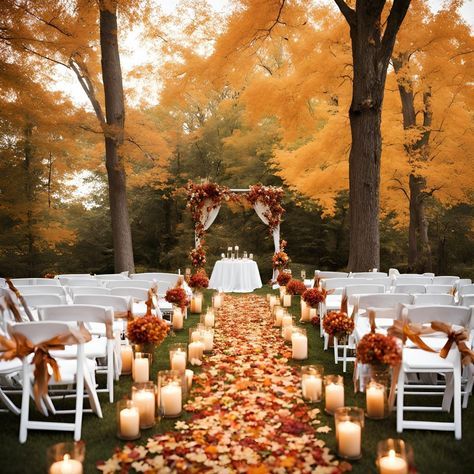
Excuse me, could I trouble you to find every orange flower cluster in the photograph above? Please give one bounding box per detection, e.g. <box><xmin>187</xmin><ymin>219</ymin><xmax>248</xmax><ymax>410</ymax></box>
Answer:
<box><xmin>189</xmin><ymin>270</ymin><xmax>209</xmax><ymax>290</ymax></box>
<box><xmin>302</xmin><ymin>288</ymin><xmax>329</xmax><ymax>308</ymax></box>
<box><xmin>272</xmin><ymin>251</ymin><xmax>289</xmax><ymax>270</ymax></box>
<box><xmin>356</xmin><ymin>333</ymin><xmax>402</xmax><ymax>366</ymax></box>
<box><xmin>286</xmin><ymin>279</ymin><xmax>307</xmax><ymax>295</ymax></box>
<box><xmin>127</xmin><ymin>315</ymin><xmax>169</xmax><ymax>345</ymax></box>
<box><xmin>165</xmin><ymin>287</ymin><xmax>188</xmax><ymax>310</ymax></box>
<box><xmin>276</xmin><ymin>272</ymin><xmax>292</xmax><ymax>286</ymax></box>
<box><xmin>322</xmin><ymin>311</ymin><xmax>354</xmax><ymax>337</ymax></box>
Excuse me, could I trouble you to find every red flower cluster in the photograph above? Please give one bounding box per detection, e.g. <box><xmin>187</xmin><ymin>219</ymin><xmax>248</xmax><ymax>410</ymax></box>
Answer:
<box><xmin>302</xmin><ymin>288</ymin><xmax>329</xmax><ymax>308</ymax></box>
<box><xmin>189</xmin><ymin>270</ymin><xmax>209</xmax><ymax>290</ymax></box>
<box><xmin>310</xmin><ymin>315</ymin><xmax>320</xmax><ymax>326</ymax></box>
<box><xmin>165</xmin><ymin>287</ymin><xmax>188</xmax><ymax>310</ymax></box>
<box><xmin>322</xmin><ymin>311</ymin><xmax>355</xmax><ymax>337</ymax></box>
<box><xmin>246</xmin><ymin>184</ymin><xmax>285</xmax><ymax>233</ymax></box>
<box><xmin>356</xmin><ymin>333</ymin><xmax>402</xmax><ymax>366</ymax></box>
<box><xmin>189</xmin><ymin>246</ymin><xmax>207</xmax><ymax>268</ymax></box>
<box><xmin>272</xmin><ymin>250</ymin><xmax>289</xmax><ymax>270</ymax></box>
<box><xmin>43</xmin><ymin>273</ymin><xmax>56</xmax><ymax>279</ymax></box>
<box><xmin>286</xmin><ymin>279</ymin><xmax>307</xmax><ymax>295</ymax></box>
<box><xmin>127</xmin><ymin>315</ymin><xmax>169</xmax><ymax>345</ymax></box>
<box><xmin>276</xmin><ymin>272</ymin><xmax>292</xmax><ymax>286</ymax></box>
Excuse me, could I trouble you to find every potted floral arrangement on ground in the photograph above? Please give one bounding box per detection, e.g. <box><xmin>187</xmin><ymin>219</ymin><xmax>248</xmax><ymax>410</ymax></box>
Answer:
<box><xmin>127</xmin><ymin>314</ymin><xmax>169</xmax><ymax>358</ymax></box>
<box><xmin>189</xmin><ymin>269</ymin><xmax>209</xmax><ymax>314</ymax></box>
<box><xmin>286</xmin><ymin>279</ymin><xmax>307</xmax><ymax>296</ymax></box>
<box><xmin>322</xmin><ymin>310</ymin><xmax>355</xmax><ymax>344</ymax></box>
<box><xmin>165</xmin><ymin>287</ymin><xmax>188</xmax><ymax>312</ymax></box>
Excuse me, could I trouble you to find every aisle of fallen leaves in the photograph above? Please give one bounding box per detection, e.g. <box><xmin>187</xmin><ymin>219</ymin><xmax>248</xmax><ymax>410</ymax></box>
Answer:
<box><xmin>99</xmin><ymin>295</ymin><xmax>349</xmax><ymax>473</ymax></box>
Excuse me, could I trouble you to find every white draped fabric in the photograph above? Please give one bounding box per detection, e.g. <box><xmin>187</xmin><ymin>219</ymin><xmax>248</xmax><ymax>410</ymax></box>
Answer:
<box><xmin>195</xmin><ymin>199</ymin><xmax>221</xmax><ymax>247</ymax></box>
<box><xmin>209</xmin><ymin>259</ymin><xmax>262</xmax><ymax>293</ymax></box>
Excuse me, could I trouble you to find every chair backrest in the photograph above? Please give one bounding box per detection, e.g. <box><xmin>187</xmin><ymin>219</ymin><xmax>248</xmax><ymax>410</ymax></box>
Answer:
<box><xmin>130</xmin><ymin>272</ymin><xmax>180</xmax><ymax>284</ymax></box>
<box><xmin>105</xmin><ymin>280</ymin><xmax>152</xmax><ymax>289</ymax></box>
<box><xmin>425</xmin><ymin>284</ymin><xmax>453</xmax><ymax>294</ymax></box>
<box><xmin>23</xmin><ymin>294</ymin><xmax>64</xmax><ymax>307</ymax></box>
<box><xmin>73</xmin><ymin>294</ymin><xmax>131</xmax><ymax>312</ymax></box>
<box><xmin>109</xmin><ymin>287</ymin><xmax>148</xmax><ymax>301</ymax></box>
<box><xmin>95</xmin><ymin>274</ymin><xmax>129</xmax><ymax>280</ymax></box>
<box><xmin>316</xmin><ymin>271</ymin><xmax>349</xmax><ymax>279</ymax></box>
<box><xmin>393</xmin><ymin>284</ymin><xmax>426</xmax><ymax>294</ymax></box>
<box><xmin>459</xmin><ymin>295</ymin><xmax>474</xmax><ymax>307</ymax></box>
<box><xmin>432</xmin><ymin>276</ymin><xmax>459</xmax><ymax>285</ymax></box>
<box><xmin>351</xmin><ymin>272</ymin><xmax>388</xmax><ymax>278</ymax></box>
<box><xmin>69</xmin><ymin>287</ymin><xmax>111</xmax><ymax>297</ymax></box>
<box><xmin>402</xmin><ymin>305</ymin><xmax>471</xmax><ymax>328</ymax></box>
<box><xmin>459</xmin><ymin>284</ymin><xmax>474</xmax><ymax>296</ymax></box>
<box><xmin>9</xmin><ymin>321</ymin><xmax>80</xmax><ymax>346</ymax></box>
<box><xmin>358</xmin><ymin>293</ymin><xmax>413</xmax><ymax>310</ymax></box>
<box><xmin>11</xmin><ymin>278</ymin><xmax>61</xmax><ymax>286</ymax></box>
<box><xmin>15</xmin><ymin>285</ymin><xmax>67</xmax><ymax>297</ymax></box>
<box><xmin>456</xmin><ymin>278</ymin><xmax>472</xmax><ymax>291</ymax></box>
<box><xmin>58</xmin><ymin>274</ymin><xmax>94</xmax><ymax>278</ymax></box>
<box><xmin>344</xmin><ymin>285</ymin><xmax>386</xmax><ymax>304</ymax></box>
<box><xmin>38</xmin><ymin>304</ymin><xmax>113</xmax><ymax>325</ymax></box>
<box><xmin>413</xmin><ymin>294</ymin><xmax>455</xmax><ymax>306</ymax></box>
<box><xmin>323</xmin><ymin>277</ymin><xmax>391</xmax><ymax>291</ymax></box>
<box><xmin>394</xmin><ymin>276</ymin><xmax>433</xmax><ymax>285</ymax></box>
<box><xmin>61</xmin><ymin>278</ymin><xmax>101</xmax><ymax>287</ymax></box>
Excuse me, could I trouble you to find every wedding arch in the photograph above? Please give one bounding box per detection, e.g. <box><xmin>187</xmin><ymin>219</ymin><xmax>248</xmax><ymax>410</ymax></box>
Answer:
<box><xmin>185</xmin><ymin>181</ymin><xmax>286</xmax><ymax>279</ymax></box>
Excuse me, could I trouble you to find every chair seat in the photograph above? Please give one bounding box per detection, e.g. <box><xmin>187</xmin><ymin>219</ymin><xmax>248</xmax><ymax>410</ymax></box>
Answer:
<box><xmin>0</xmin><ymin>359</ymin><xmax>24</xmax><ymax>373</ymax></box>
<box><xmin>50</xmin><ymin>338</ymin><xmax>107</xmax><ymax>359</ymax></box>
<box><xmin>325</xmin><ymin>295</ymin><xmax>342</xmax><ymax>310</ymax></box>
<box><xmin>403</xmin><ymin>347</ymin><xmax>457</xmax><ymax>370</ymax></box>
<box><xmin>32</xmin><ymin>358</ymin><xmax>97</xmax><ymax>385</ymax></box>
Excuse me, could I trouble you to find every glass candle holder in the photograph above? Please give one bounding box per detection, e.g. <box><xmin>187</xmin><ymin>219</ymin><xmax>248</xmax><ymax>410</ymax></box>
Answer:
<box><xmin>301</xmin><ymin>270</ymin><xmax>306</xmax><ymax>280</ymax></box>
<box><xmin>335</xmin><ymin>407</ymin><xmax>364</xmax><ymax>460</ymax></box>
<box><xmin>169</xmin><ymin>343</ymin><xmax>188</xmax><ymax>373</ymax></box>
<box><xmin>189</xmin><ymin>325</ymin><xmax>204</xmax><ymax>342</ymax></box>
<box><xmin>269</xmin><ymin>295</ymin><xmax>278</xmax><ymax>310</ymax></box>
<box><xmin>200</xmin><ymin>327</ymin><xmax>214</xmax><ymax>352</ymax></box>
<box><xmin>274</xmin><ymin>306</ymin><xmax>284</xmax><ymax>327</ymax></box>
<box><xmin>48</xmin><ymin>442</ymin><xmax>85</xmax><ymax>474</ymax></box>
<box><xmin>157</xmin><ymin>370</ymin><xmax>183</xmax><ymax>418</ymax></box>
<box><xmin>120</xmin><ymin>344</ymin><xmax>133</xmax><ymax>375</ymax></box>
<box><xmin>266</xmin><ymin>293</ymin><xmax>272</xmax><ymax>302</ymax></box>
<box><xmin>172</xmin><ymin>306</ymin><xmax>184</xmax><ymax>330</ymax></box>
<box><xmin>291</xmin><ymin>327</ymin><xmax>308</xmax><ymax>360</ymax></box>
<box><xmin>201</xmin><ymin>309</ymin><xmax>215</xmax><ymax>327</ymax></box>
<box><xmin>299</xmin><ymin>299</ymin><xmax>311</xmax><ymax>323</ymax></box>
<box><xmin>301</xmin><ymin>365</ymin><xmax>324</xmax><ymax>403</ymax></box>
<box><xmin>249</xmin><ymin>253</ymin><xmax>253</xmax><ymax>259</ymax></box>
<box><xmin>212</xmin><ymin>293</ymin><xmax>223</xmax><ymax>309</ymax></box>
<box><xmin>283</xmin><ymin>293</ymin><xmax>292</xmax><ymax>307</ymax></box>
<box><xmin>133</xmin><ymin>352</ymin><xmax>151</xmax><ymax>383</ymax></box>
<box><xmin>282</xmin><ymin>323</ymin><xmax>294</xmax><ymax>342</ymax></box>
<box><xmin>377</xmin><ymin>439</ymin><xmax>409</xmax><ymax>474</ymax></box>
<box><xmin>188</xmin><ymin>339</ymin><xmax>204</xmax><ymax>365</ymax></box>
<box><xmin>132</xmin><ymin>382</ymin><xmax>156</xmax><ymax>429</ymax></box>
<box><xmin>116</xmin><ymin>398</ymin><xmax>141</xmax><ymax>440</ymax></box>
<box><xmin>366</xmin><ymin>380</ymin><xmax>388</xmax><ymax>419</ymax></box>
<box><xmin>243</xmin><ymin>251</ymin><xmax>248</xmax><ymax>258</ymax></box>
<box><xmin>185</xmin><ymin>369</ymin><xmax>194</xmax><ymax>390</ymax></box>
<box><xmin>279</xmin><ymin>286</ymin><xmax>287</xmax><ymax>300</ymax></box>
<box><xmin>191</xmin><ymin>292</ymin><xmax>203</xmax><ymax>314</ymax></box>
<box><xmin>324</xmin><ymin>374</ymin><xmax>344</xmax><ymax>415</ymax></box>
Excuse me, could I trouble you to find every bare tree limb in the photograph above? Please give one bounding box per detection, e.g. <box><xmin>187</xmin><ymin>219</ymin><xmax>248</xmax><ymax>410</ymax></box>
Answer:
<box><xmin>380</xmin><ymin>0</ymin><xmax>411</xmax><ymax>65</ymax></box>
<box><xmin>333</xmin><ymin>0</ymin><xmax>356</xmax><ymax>27</ymax></box>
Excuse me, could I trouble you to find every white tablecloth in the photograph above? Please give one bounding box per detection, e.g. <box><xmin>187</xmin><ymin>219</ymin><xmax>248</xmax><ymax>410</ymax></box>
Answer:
<box><xmin>209</xmin><ymin>259</ymin><xmax>262</xmax><ymax>293</ymax></box>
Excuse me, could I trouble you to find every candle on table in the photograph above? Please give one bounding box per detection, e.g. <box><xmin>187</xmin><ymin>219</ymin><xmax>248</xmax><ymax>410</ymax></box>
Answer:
<box><xmin>132</xmin><ymin>389</ymin><xmax>155</xmax><ymax>428</ymax></box>
<box><xmin>283</xmin><ymin>294</ymin><xmax>292</xmax><ymax>307</ymax></box>
<box><xmin>173</xmin><ymin>307</ymin><xmax>184</xmax><ymax>330</ymax></box>
<box><xmin>379</xmin><ymin>450</ymin><xmax>408</xmax><ymax>474</ymax></box>
<box><xmin>221</xmin><ymin>253</ymin><xmax>225</xmax><ymax>259</ymax></box>
<box><xmin>119</xmin><ymin>406</ymin><xmax>140</xmax><ymax>439</ymax></box>
<box><xmin>291</xmin><ymin>331</ymin><xmax>308</xmax><ymax>359</ymax></box>
<box><xmin>49</xmin><ymin>455</ymin><xmax>83</xmax><ymax>474</ymax></box>
<box><xmin>337</xmin><ymin>420</ymin><xmax>361</xmax><ymax>459</ymax></box>
<box><xmin>325</xmin><ymin>380</ymin><xmax>344</xmax><ymax>414</ymax></box>
<box><xmin>133</xmin><ymin>357</ymin><xmax>149</xmax><ymax>383</ymax></box>
<box><xmin>366</xmin><ymin>382</ymin><xmax>385</xmax><ymax>419</ymax></box>
<box><xmin>160</xmin><ymin>383</ymin><xmax>182</xmax><ymax>417</ymax></box>
<box><xmin>185</xmin><ymin>369</ymin><xmax>194</xmax><ymax>389</ymax></box>
<box><xmin>249</xmin><ymin>253</ymin><xmax>253</xmax><ymax>259</ymax></box>
<box><xmin>234</xmin><ymin>245</ymin><xmax>239</xmax><ymax>251</ymax></box>
<box><xmin>171</xmin><ymin>350</ymin><xmax>186</xmax><ymax>372</ymax></box>
<box><xmin>121</xmin><ymin>345</ymin><xmax>133</xmax><ymax>374</ymax></box>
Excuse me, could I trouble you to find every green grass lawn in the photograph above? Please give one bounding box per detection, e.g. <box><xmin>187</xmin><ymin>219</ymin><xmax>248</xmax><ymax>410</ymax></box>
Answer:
<box><xmin>1</xmin><ymin>288</ymin><xmax>474</xmax><ymax>472</ymax></box>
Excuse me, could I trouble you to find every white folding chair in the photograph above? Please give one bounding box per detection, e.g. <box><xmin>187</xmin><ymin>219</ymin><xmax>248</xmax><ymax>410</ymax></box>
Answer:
<box><xmin>22</xmin><ymin>294</ymin><xmax>63</xmax><ymax>308</ymax></box>
<box><xmin>433</xmin><ymin>276</ymin><xmax>460</xmax><ymax>286</ymax></box>
<box><xmin>459</xmin><ymin>285</ymin><xmax>474</xmax><ymax>296</ymax></box>
<box><xmin>105</xmin><ymin>280</ymin><xmax>152</xmax><ymax>290</ymax></box>
<box><xmin>69</xmin><ymin>287</ymin><xmax>111</xmax><ymax>297</ymax></box>
<box><xmin>315</xmin><ymin>271</ymin><xmax>349</xmax><ymax>279</ymax></box>
<box><xmin>10</xmin><ymin>321</ymin><xmax>101</xmax><ymax>442</ymax></box>
<box><xmin>456</xmin><ymin>279</ymin><xmax>472</xmax><ymax>292</ymax></box>
<box><xmin>109</xmin><ymin>288</ymin><xmax>149</xmax><ymax>316</ymax></box>
<box><xmin>394</xmin><ymin>276</ymin><xmax>433</xmax><ymax>285</ymax></box>
<box><xmin>351</xmin><ymin>272</ymin><xmax>388</xmax><ymax>278</ymax></box>
<box><xmin>459</xmin><ymin>295</ymin><xmax>474</xmax><ymax>307</ymax></box>
<box><xmin>393</xmin><ymin>284</ymin><xmax>426</xmax><ymax>294</ymax></box>
<box><xmin>38</xmin><ymin>304</ymin><xmax>116</xmax><ymax>403</ymax></box>
<box><xmin>396</xmin><ymin>305</ymin><xmax>471</xmax><ymax>439</ymax></box>
<box><xmin>11</xmin><ymin>278</ymin><xmax>61</xmax><ymax>286</ymax></box>
<box><xmin>425</xmin><ymin>285</ymin><xmax>453</xmax><ymax>294</ymax></box>
<box><xmin>130</xmin><ymin>272</ymin><xmax>180</xmax><ymax>286</ymax></box>
<box><xmin>414</xmin><ymin>294</ymin><xmax>455</xmax><ymax>306</ymax></box>
<box><xmin>15</xmin><ymin>286</ymin><xmax>67</xmax><ymax>300</ymax></box>
<box><xmin>62</xmin><ymin>278</ymin><xmax>101</xmax><ymax>288</ymax></box>
<box><xmin>95</xmin><ymin>274</ymin><xmax>129</xmax><ymax>281</ymax></box>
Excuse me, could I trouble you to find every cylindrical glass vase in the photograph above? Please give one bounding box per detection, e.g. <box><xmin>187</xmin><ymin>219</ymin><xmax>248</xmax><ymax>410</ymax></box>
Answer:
<box><xmin>172</xmin><ymin>306</ymin><xmax>184</xmax><ymax>330</ymax></box>
<box><xmin>324</xmin><ymin>374</ymin><xmax>344</xmax><ymax>415</ymax></box>
<box><xmin>335</xmin><ymin>406</ymin><xmax>364</xmax><ymax>460</ymax></box>
<box><xmin>133</xmin><ymin>352</ymin><xmax>151</xmax><ymax>383</ymax></box>
<box><xmin>376</xmin><ymin>438</ymin><xmax>410</xmax><ymax>474</ymax></box>
<box><xmin>301</xmin><ymin>365</ymin><xmax>324</xmax><ymax>403</ymax></box>
<box><xmin>131</xmin><ymin>382</ymin><xmax>156</xmax><ymax>429</ymax></box>
<box><xmin>47</xmin><ymin>442</ymin><xmax>85</xmax><ymax>474</ymax></box>
<box><xmin>169</xmin><ymin>343</ymin><xmax>187</xmax><ymax>373</ymax></box>
<box><xmin>157</xmin><ymin>370</ymin><xmax>183</xmax><ymax>418</ymax></box>
<box><xmin>291</xmin><ymin>327</ymin><xmax>308</xmax><ymax>360</ymax></box>
<box><xmin>116</xmin><ymin>398</ymin><xmax>141</xmax><ymax>440</ymax></box>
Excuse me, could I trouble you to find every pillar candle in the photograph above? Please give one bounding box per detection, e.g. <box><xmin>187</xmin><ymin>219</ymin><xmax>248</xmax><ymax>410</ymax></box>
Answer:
<box><xmin>269</xmin><ymin>296</ymin><xmax>277</xmax><ymax>309</ymax></box>
<box><xmin>173</xmin><ymin>308</ymin><xmax>184</xmax><ymax>330</ymax></box>
<box><xmin>121</xmin><ymin>346</ymin><xmax>133</xmax><ymax>374</ymax></box>
<box><xmin>309</xmin><ymin>308</ymin><xmax>317</xmax><ymax>319</ymax></box>
<box><xmin>185</xmin><ymin>369</ymin><xmax>194</xmax><ymax>389</ymax></box>
<box><xmin>132</xmin><ymin>391</ymin><xmax>155</xmax><ymax>428</ymax></box>
<box><xmin>202</xmin><ymin>331</ymin><xmax>214</xmax><ymax>351</ymax></box>
<box><xmin>283</xmin><ymin>294</ymin><xmax>292</xmax><ymax>307</ymax></box>
<box><xmin>302</xmin><ymin>375</ymin><xmax>322</xmax><ymax>402</ymax></box>
<box><xmin>282</xmin><ymin>324</ymin><xmax>294</xmax><ymax>341</ymax></box>
<box><xmin>171</xmin><ymin>350</ymin><xmax>186</xmax><ymax>372</ymax></box>
<box><xmin>291</xmin><ymin>332</ymin><xmax>308</xmax><ymax>359</ymax></box>
<box><xmin>189</xmin><ymin>298</ymin><xmax>195</xmax><ymax>313</ymax></box>
<box><xmin>204</xmin><ymin>311</ymin><xmax>215</xmax><ymax>327</ymax></box>
<box><xmin>366</xmin><ymin>383</ymin><xmax>385</xmax><ymax>418</ymax></box>
<box><xmin>133</xmin><ymin>358</ymin><xmax>149</xmax><ymax>383</ymax></box>
<box><xmin>160</xmin><ymin>384</ymin><xmax>182</xmax><ymax>416</ymax></box>
<box><xmin>188</xmin><ymin>341</ymin><xmax>204</xmax><ymax>363</ymax></box>
<box><xmin>274</xmin><ymin>307</ymin><xmax>284</xmax><ymax>326</ymax></box>
<box><xmin>119</xmin><ymin>407</ymin><xmax>140</xmax><ymax>439</ymax></box>
<box><xmin>379</xmin><ymin>450</ymin><xmax>408</xmax><ymax>474</ymax></box>
<box><xmin>281</xmin><ymin>314</ymin><xmax>292</xmax><ymax>327</ymax></box>
<box><xmin>213</xmin><ymin>294</ymin><xmax>223</xmax><ymax>309</ymax></box>
<box><xmin>300</xmin><ymin>300</ymin><xmax>311</xmax><ymax>322</ymax></box>
<box><xmin>49</xmin><ymin>455</ymin><xmax>83</xmax><ymax>474</ymax></box>
<box><xmin>193</xmin><ymin>295</ymin><xmax>202</xmax><ymax>313</ymax></box>
<box><xmin>337</xmin><ymin>420</ymin><xmax>361</xmax><ymax>458</ymax></box>
<box><xmin>325</xmin><ymin>383</ymin><xmax>344</xmax><ymax>413</ymax></box>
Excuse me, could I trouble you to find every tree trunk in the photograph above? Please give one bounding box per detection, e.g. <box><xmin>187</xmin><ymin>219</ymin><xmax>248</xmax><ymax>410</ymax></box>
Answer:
<box><xmin>99</xmin><ymin>1</ymin><xmax>135</xmax><ymax>273</ymax></box>
<box><xmin>23</xmin><ymin>123</ymin><xmax>35</xmax><ymax>277</ymax></box>
<box><xmin>335</xmin><ymin>0</ymin><xmax>411</xmax><ymax>271</ymax></box>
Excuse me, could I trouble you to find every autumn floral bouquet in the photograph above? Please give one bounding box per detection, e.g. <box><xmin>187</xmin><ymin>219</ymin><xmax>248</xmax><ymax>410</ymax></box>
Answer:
<box><xmin>302</xmin><ymin>287</ymin><xmax>330</xmax><ymax>308</ymax></box>
<box><xmin>165</xmin><ymin>287</ymin><xmax>188</xmax><ymax>310</ymax></box>
<box><xmin>189</xmin><ymin>269</ymin><xmax>209</xmax><ymax>291</ymax></box>
<box><xmin>276</xmin><ymin>271</ymin><xmax>292</xmax><ymax>287</ymax></box>
<box><xmin>356</xmin><ymin>333</ymin><xmax>402</xmax><ymax>367</ymax></box>
<box><xmin>189</xmin><ymin>245</ymin><xmax>206</xmax><ymax>268</ymax></box>
<box><xmin>127</xmin><ymin>315</ymin><xmax>169</xmax><ymax>345</ymax></box>
<box><xmin>272</xmin><ymin>240</ymin><xmax>290</xmax><ymax>270</ymax></box>
<box><xmin>322</xmin><ymin>311</ymin><xmax>354</xmax><ymax>338</ymax></box>
<box><xmin>246</xmin><ymin>184</ymin><xmax>285</xmax><ymax>233</ymax></box>
<box><xmin>286</xmin><ymin>279</ymin><xmax>307</xmax><ymax>295</ymax></box>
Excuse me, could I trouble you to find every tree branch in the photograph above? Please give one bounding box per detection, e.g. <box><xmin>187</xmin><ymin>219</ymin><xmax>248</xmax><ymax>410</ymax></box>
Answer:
<box><xmin>333</xmin><ymin>0</ymin><xmax>356</xmax><ymax>27</ymax></box>
<box><xmin>380</xmin><ymin>0</ymin><xmax>411</xmax><ymax>65</ymax></box>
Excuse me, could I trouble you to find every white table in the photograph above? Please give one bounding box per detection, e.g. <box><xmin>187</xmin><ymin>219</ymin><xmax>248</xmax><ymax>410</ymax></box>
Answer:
<box><xmin>209</xmin><ymin>259</ymin><xmax>262</xmax><ymax>293</ymax></box>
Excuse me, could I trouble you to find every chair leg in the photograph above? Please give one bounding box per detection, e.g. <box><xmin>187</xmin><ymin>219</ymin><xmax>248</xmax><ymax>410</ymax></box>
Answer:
<box><xmin>107</xmin><ymin>341</ymin><xmax>114</xmax><ymax>403</ymax></box>
<box><xmin>19</xmin><ymin>364</ymin><xmax>31</xmax><ymax>443</ymax></box>
<box><xmin>396</xmin><ymin>366</ymin><xmax>405</xmax><ymax>434</ymax></box>
<box><xmin>442</xmin><ymin>372</ymin><xmax>454</xmax><ymax>412</ymax></box>
<box><xmin>84</xmin><ymin>366</ymin><xmax>103</xmax><ymax>418</ymax></box>
<box><xmin>454</xmin><ymin>367</ymin><xmax>462</xmax><ymax>440</ymax></box>
<box><xmin>0</xmin><ymin>389</ymin><xmax>20</xmax><ymax>415</ymax></box>
<box><xmin>333</xmin><ymin>338</ymin><xmax>338</xmax><ymax>363</ymax></box>
<box><xmin>74</xmin><ymin>359</ymin><xmax>85</xmax><ymax>441</ymax></box>
<box><xmin>343</xmin><ymin>345</ymin><xmax>347</xmax><ymax>373</ymax></box>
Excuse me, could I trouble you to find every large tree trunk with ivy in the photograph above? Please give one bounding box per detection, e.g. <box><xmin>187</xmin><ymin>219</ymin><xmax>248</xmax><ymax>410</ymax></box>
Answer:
<box><xmin>335</xmin><ymin>0</ymin><xmax>411</xmax><ymax>271</ymax></box>
<box><xmin>99</xmin><ymin>1</ymin><xmax>135</xmax><ymax>273</ymax></box>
